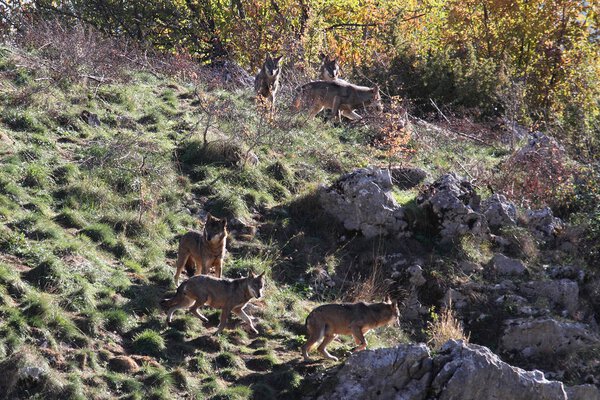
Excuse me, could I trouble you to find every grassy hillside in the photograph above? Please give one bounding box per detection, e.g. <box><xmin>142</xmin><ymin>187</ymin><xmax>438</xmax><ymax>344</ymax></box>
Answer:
<box><xmin>0</xmin><ymin>43</ymin><xmax>442</xmax><ymax>399</ymax></box>
<box><xmin>3</xmin><ymin>36</ymin><xmax>591</xmax><ymax>398</ymax></box>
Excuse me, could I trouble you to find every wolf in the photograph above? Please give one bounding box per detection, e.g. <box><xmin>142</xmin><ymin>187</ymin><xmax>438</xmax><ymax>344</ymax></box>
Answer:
<box><xmin>291</xmin><ymin>80</ymin><xmax>383</xmax><ymax>122</ymax></box>
<box><xmin>319</xmin><ymin>53</ymin><xmax>340</xmax><ymax>81</ymax></box>
<box><xmin>173</xmin><ymin>213</ymin><xmax>227</xmax><ymax>286</ymax></box>
<box><xmin>254</xmin><ymin>54</ymin><xmax>283</xmax><ymax>109</ymax></box>
<box><xmin>161</xmin><ymin>272</ymin><xmax>266</xmax><ymax>335</ymax></box>
<box><xmin>301</xmin><ymin>298</ymin><xmax>400</xmax><ymax>361</ymax></box>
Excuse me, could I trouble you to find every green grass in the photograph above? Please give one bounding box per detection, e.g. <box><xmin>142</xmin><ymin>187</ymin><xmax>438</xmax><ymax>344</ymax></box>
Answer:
<box><xmin>132</xmin><ymin>329</ymin><xmax>166</xmax><ymax>357</ymax></box>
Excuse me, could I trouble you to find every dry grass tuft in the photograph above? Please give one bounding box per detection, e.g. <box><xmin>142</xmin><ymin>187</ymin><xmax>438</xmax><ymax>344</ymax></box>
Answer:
<box><xmin>426</xmin><ymin>302</ymin><xmax>470</xmax><ymax>351</ymax></box>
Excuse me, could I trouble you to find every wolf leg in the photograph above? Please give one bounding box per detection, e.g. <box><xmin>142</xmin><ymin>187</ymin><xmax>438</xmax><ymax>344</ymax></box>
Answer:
<box><xmin>302</xmin><ymin>323</ymin><xmax>325</xmax><ymax>361</ymax></box>
<box><xmin>317</xmin><ymin>334</ymin><xmax>338</xmax><ymax>361</ymax></box>
<box><xmin>212</xmin><ymin>258</ymin><xmax>223</xmax><ymax>278</ymax></box>
<box><xmin>331</xmin><ymin>96</ymin><xmax>342</xmax><ymax>123</ymax></box>
<box><xmin>341</xmin><ymin>109</ymin><xmax>362</xmax><ymax>120</ymax></box>
<box><xmin>308</xmin><ymin>105</ymin><xmax>324</xmax><ymax>119</ymax></box>
<box><xmin>191</xmin><ymin>296</ymin><xmax>210</xmax><ymax>322</ymax></box>
<box><xmin>214</xmin><ymin>307</ymin><xmax>231</xmax><ymax>335</ymax></box>
<box><xmin>173</xmin><ymin>252</ymin><xmax>190</xmax><ymax>286</ymax></box>
<box><xmin>351</xmin><ymin>327</ymin><xmax>368</xmax><ymax>351</ymax></box>
<box><xmin>166</xmin><ymin>295</ymin><xmax>195</xmax><ymax>324</ymax></box>
<box><xmin>233</xmin><ymin>305</ymin><xmax>258</xmax><ymax>334</ymax></box>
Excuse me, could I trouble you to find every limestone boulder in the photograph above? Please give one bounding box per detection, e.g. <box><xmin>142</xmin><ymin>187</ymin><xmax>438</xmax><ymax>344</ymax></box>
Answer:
<box><xmin>319</xmin><ymin>167</ymin><xmax>409</xmax><ymax>238</ymax></box>
<box><xmin>518</xmin><ymin>280</ymin><xmax>579</xmax><ymax>317</ymax></box>
<box><xmin>313</xmin><ymin>340</ymin><xmax>599</xmax><ymax>400</ymax></box>
<box><xmin>489</xmin><ymin>253</ymin><xmax>527</xmax><ymax>276</ymax></box>
<box><xmin>417</xmin><ymin>173</ymin><xmax>487</xmax><ymax>240</ymax></box>
<box><xmin>527</xmin><ymin>207</ymin><xmax>564</xmax><ymax>241</ymax></box>
<box><xmin>500</xmin><ymin>318</ymin><xmax>600</xmax><ymax>358</ymax></box>
<box><xmin>481</xmin><ymin>193</ymin><xmax>517</xmax><ymax>230</ymax></box>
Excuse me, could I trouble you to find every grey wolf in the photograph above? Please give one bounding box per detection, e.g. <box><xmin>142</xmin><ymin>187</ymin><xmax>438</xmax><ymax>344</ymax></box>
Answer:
<box><xmin>254</xmin><ymin>54</ymin><xmax>282</xmax><ymax>109</ymax></box>
<box><xmin>173</xmin><ymin>213</ymin><xmax>227</xmax><ymax>285</ymax></box>
<box><xmin>162</xmin><ymin>272</ymin><xmax>266</xmax><ymax>335</ymax></box>
<box><xmin>301</xmin><ymin>298</ymin><xmax>400</xmax><ymax>361</ymax></box>
<box><xmin>291</xmin><ymin>80</ymin><xmax>383</xmax><ymax>122</ymax></box>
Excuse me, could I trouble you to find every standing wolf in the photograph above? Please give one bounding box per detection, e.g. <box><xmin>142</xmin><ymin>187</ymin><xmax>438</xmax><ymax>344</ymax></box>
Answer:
<box><xmin>162</xmin><ymin>272</ymin><xmax>266</xmax><ymax>335</ymax></box>
<box><xmin>173</xmin><ymin>213</ymin><xmax>227</xmax><ymax>285</ymax></box>
<box><xmin>292</xmin><ymin>80</ymin><xmax>383</xmax><ymax>122</ymax></box>
<box><xmin>301</xmin><ymin>298</ymin><xmax>400</xmax><ymax>361</ymax></box>
<box><xmin>254</xmin><ymin>54</ymin><xmax>282</xmax><ymax>110</ymax></box>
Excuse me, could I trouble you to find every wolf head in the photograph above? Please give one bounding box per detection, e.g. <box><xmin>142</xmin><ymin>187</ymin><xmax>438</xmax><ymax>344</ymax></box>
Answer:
<box><xmin>204</xmin><ymin>213</ymin><xmax>227</xmax><ymax>242</ymax></box>
<box><xmin>263</xmin><ymin>54</ymin><xmax>282</xmax><ymax>78</ymax></box>
<box><xmin>246</xmin><ymin>271</ymin><xmax>266</xmax><ymax>299</ymax></box>
<box><xmin>319</xmin><ymin>54</ymin><xmax>340</xmax><ymax>80</ymax></box>
<box><xmin>371</xmin><ymin>85</ymin><xmax>384</xmax><ymax>112</ymax></box>
<box><xmin>383</xmin><ymin>295</ymin><xmax>401</xmax><ymax>327</ymax></box>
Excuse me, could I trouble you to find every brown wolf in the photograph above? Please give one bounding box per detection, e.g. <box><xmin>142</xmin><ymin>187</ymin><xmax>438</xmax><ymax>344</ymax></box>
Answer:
<box><xmin>291</xmin><ymin>80</ymin><xmax>383</xmax><ymax>122</ymax></box>
<box><xmin>254</xmin><ymin>54</ymin><xmax>282</xmax><ymax>109</ymax></box>
<box><xmin>161</xmin><ymin>272</ymin><xmax>266</xmax><ymax>335</ymax></box>
<box><xmin>173</xmin><ymin>213</ymin><xmax>227</xmax><ymax>285</ymax></box>
<box><xmin>301</xmin><ymin>298</ymin><xmax>400</xmax><ymax>361</ymax></box>
<box><xmin>319</xmin><ymin>53</ymin><xmax>340</xmax><ymax>81</ymax></box>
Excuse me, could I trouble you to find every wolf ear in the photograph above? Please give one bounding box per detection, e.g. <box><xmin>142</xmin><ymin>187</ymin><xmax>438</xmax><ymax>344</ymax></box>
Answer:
<box><xmin>249</xmin><ymin>271</ymin><xmax>256</xmax><ymax>278</ymax></box>
<box><xmin>205</xmin><ymin>212</ymin><xmax>213</xmax><ymax>221</ymax></box>
<box><xmin>274</xmin><ymin>55</ymin><xmax>283</xmax><ymax>64</ymax></box>
<box><xmin>258</xmin><ymin>271</ymin><xmax>265</xmax><ymax>279</ymax></box>
<box><xmin>384</xmin><ymin>295</ymin><xmax>391</xmax><ymax>303</ymax></box>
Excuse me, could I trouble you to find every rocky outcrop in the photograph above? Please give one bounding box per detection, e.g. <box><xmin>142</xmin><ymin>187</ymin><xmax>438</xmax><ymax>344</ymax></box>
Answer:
<box><xmin>481</xmin><ymin>193</ymin><xmax>517</xmax><ymax>230</ymax></box>
<box><xmin>313</xmin><ymin>340</ymin><xmax>599</xmax><ymax>400</ymax></box>
<box><xmin>527</xmin><ymin>207</ymin><xmax>564</xmax><ymax>241</ymax></box>
<box><xmin>319</xmin><ymin>167</ymin><xmax>409</xmax><ymax>238</ymax></box>
<box><xmin>518</xmin><ymin>280</ymin><xmax>579</xmax><ymax>317</ymax></box>
<box><xmin>500</xmin><ymin>318</ymin><xmax>600</xmax><ymax>358</ymax></box>
<box><xmin>417</xmin><ymin>173</ymin><xmax>487</xmax><ymax>240</ymax></box>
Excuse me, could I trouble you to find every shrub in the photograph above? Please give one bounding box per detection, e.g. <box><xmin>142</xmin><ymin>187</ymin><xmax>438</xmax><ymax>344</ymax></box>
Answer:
<box><xmin>102</xmin><ymin>309</ymin><xmax>134</xmax><ymax>333</ymax></box>
<box><xmin>132</xmin><ymin>329</ymin><xmax>165</xmax><ymax>357</ymax></box>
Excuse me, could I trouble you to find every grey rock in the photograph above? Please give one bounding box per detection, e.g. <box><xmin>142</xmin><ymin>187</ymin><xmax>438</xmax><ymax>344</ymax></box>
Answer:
<box><xmin>500</xmin><ymin>318</ymin><xmax>600</xmax><ymax>357</ymax></box>
<box><xmin>482</xmin><ymin>193</ymin><xmax>517</xmax><ymax>229</ymax></box>
<box><xmin>459</xmin><ymin>261</ymin><xmax>483</xmax><ymax>274</ymax></box>
<box><xmin>566</xmin><ymin>385</ymin><xmax>600</xmax><ymax>400</ymax></box>
<box><xmin>319</xmin><ymin>167</ymin><xmax>410</xmax><ymax>238</ymax></box>
<box><xmin>408</xmin><ymin>265</ymin><xmax>426</xmax><ymax>287</ymax></box>
<box><xmin>390</xmin><ymin>166</ymin><xmax>427</xmax><ymax>190</ymax></box>
<box><xmin>490</xmin><ymin>253</ymin><xmax>527</xmax><ymax>276</ymax></box>
<box><xmin>442</xmin><ymin>288</ymin><xmax>468</xmax><ymax>309</ymax></box>
<box><xmin>548</xmin><ymin>265</ymin><xmax>585</xmax><ymax>282</ymax></box>
<box><xmin>417</xmin><ymin>173</ymin><xmax>487</xmax><ymax>240</ymax></box>
<box><xmin>527</xmin><ymin>207</ymin><xmax>564</xmax><ymax>241</ymax></box>
<box><xmin>519</xmin><ymin>279</ymin><xmax>579</xmax><ymax>317</ymax></box>
<box><xmin>314</xmin><ymin>340</ymin><xmax>597</xmax><ymax>400</ymax></box>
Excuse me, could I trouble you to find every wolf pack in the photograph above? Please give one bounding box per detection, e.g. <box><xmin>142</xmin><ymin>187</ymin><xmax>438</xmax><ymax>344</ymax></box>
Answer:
<box><xmin>161</xmin><ymin>55</ymin><xmax>398</xmax><ymax>363</ymax></box>
<box><xmin>255</xmin><ymin>53</ymin><xmax>383</xmax><ymax>121</ymax></box>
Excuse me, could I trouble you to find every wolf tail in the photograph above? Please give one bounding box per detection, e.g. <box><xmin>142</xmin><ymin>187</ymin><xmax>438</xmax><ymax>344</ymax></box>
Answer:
<box><xmin>160</xmin><ymin>279</ymin><xmax>188</xmax><ymax>309</ymax></box>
